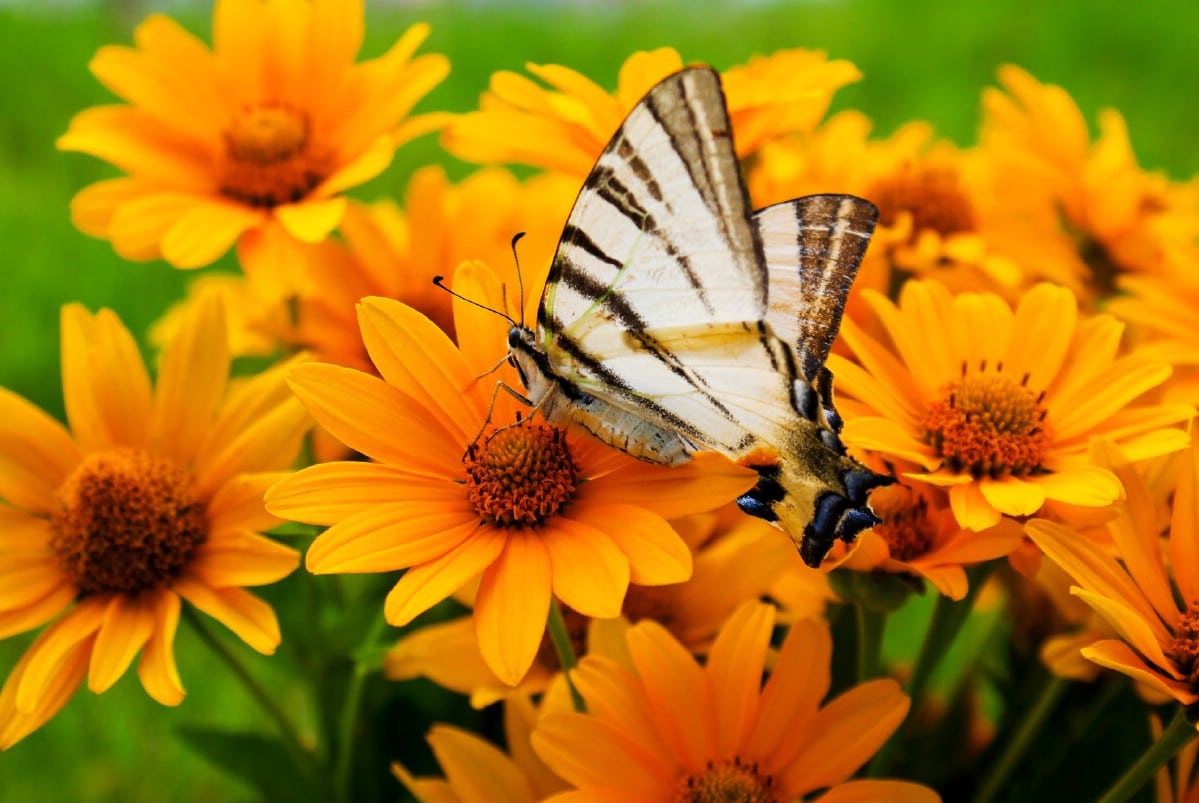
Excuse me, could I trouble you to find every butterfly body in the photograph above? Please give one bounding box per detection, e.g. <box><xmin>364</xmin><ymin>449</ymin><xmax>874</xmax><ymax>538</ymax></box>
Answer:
<box><xmin>507</xmin><ymin>66</ymin><xmax>890</xmax><ymax>567</ymax></box>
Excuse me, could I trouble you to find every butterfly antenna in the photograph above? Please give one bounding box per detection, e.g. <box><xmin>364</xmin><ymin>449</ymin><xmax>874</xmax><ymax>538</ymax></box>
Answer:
<box><xmin>431</xmin><ymin>275</ymin><xmax>517</xmax><ymax>328</ymax></box>
<box><xmin>510</xmin><ymin>232</ymin><xmax>527</xmax><ymax>327</ymax></box>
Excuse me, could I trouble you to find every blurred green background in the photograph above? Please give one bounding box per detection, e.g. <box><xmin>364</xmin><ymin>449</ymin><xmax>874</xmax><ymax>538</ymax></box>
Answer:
<box><xmin>0</xmin><ymin>0</ymin><xmax>1195</xmax><ymax>800</ymax></box>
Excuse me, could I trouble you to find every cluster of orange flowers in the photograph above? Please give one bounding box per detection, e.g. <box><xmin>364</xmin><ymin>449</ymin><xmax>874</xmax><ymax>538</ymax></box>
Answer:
<box><xmin>4</xmin><ymin>1</ymin><xmax>1199</xmax><ymax>800</ymax></box>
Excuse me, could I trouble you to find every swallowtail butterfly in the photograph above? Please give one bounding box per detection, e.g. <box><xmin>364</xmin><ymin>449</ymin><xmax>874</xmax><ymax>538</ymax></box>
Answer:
<box><xmin>507</xmin><ymin>66</ymin><xmax>890</xmax><ymax>567</ymax></box>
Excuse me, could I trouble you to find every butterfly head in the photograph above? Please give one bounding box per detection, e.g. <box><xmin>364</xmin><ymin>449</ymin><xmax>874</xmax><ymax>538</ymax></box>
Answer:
<box><xmin>507</xmin><ymin>324</ymin><xmax>555</xmax><ymax>407</ymax></box>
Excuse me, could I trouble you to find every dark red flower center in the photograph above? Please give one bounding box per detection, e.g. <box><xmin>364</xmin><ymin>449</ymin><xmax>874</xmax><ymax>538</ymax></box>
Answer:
<box><xmin>220</xmin><ymin>103</ymin><xmax>332</xmax><ymax>207</ymax></box>
<box><xmin>869</xmin><ymin>483</ymin><xmax>938</xmax><ymax>562</ymax></box>
<box><xmin>50</xmin><ymin>449</ymin><xmax>208</xmax><ymax>595</ymax></box>
<box><xmin>925</xmin><ymin>362</ymin><xmax>1051</xmax><ymax>478</ymax></box>
<box><xmin>869</xmin><ymin>164</ymin><xmax>977</xmax><ymax>240</ymax></box>
<box><xmin>464</xmin><ymin>420</ymin><xmax>579</xmax><ymax>527</ymax></box>
<box><xmin>675</xmin><ymin>756</ymin><xmax>778</xmax><ymax>803</ymax></box>
<box><xmin>1169</xmin><ymin>600</ymin><xmax>1199</xmax><ymax>690</ymax></box>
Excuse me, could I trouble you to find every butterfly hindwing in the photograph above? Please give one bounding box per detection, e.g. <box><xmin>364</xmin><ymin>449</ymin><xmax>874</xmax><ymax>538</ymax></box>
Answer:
<box><xmin>757</xmin><ymin>194</ymin><xmax>879</xmax><ymax>383</ymax></box>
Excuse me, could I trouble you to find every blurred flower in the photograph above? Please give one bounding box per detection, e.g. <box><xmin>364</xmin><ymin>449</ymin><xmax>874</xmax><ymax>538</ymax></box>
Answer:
<box><xmin>0</xmin><ymin>298</ymin><xmax>309</xmax><ymax>748</ymax></box>
<box><xmin>393</xmin><ymin>694</ymin><xmax>569</xmax><ymax>802</ymax></box>
<box><xmin>265</xmin><ymin>263</ymin><xmax>755</xmax><ymax>685</ymax></box>
<box><xmin>442</xmin><ymin>47</ymin><xmax>859</xmax><ymax>176</ymax></box>
<box><xmin>58</xmin><ymin>0</ymin><xmax>449</xmax><ymax>295</ymax></box>
<box><xmin>749</xmin><ymin>111</ymin><xmax>1090</xmax><ymax>299</ymax></box>
<box><xmin>832</xmin><ymin>480</ymin><xmax>1023</xmax><ymax>600</ymax></box>
<box><xmin>828</xmin><ymin>280</ymin><xmax>1192</xmax><ymax>531</ymax></box>
<box><xmin>981</xmin><ymin>65</ymin><xmax>1199</xmax><ymax>294</ymax></box>
<box><xmin>1026</xmin><ymin>435</ymin><xmax>1199</xmax><ymax>711</ymax></box>
<box><xmin>1109</xmin><ymin>246</ymin><xmax>1199</xmax><ymax>405</ymax></box>
<box><xmin>384</xmin><ymin>506</ymin><xmax>803</xmax><ymax>705</ymax></box>
<box><xmin>531</xmin><ymin>601</ymin><xmax>939</xmax><ymax>802</ymax></box>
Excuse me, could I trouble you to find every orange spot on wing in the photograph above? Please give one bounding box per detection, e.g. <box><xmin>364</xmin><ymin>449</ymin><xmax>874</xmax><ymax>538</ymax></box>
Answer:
<box><xmin>736</xmin><ymin>446</ymin><xmax>780</xmax><ymax>471</ymax></box>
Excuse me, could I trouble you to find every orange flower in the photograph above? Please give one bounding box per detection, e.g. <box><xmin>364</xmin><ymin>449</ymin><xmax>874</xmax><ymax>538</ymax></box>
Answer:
<box><xmin>58</xmin><ymin>0</ymin><xmax>449</xmax><ymax>295</ymax></box>
<box><xmin>1026</xmin><ymin>436</ymin><xmax>1199</xmax><ymax>711</ymax></box>
<box><xmin>531</xmin><ymin>601</ymin><xmax>939</xmax><ymax>801</ymax></box>
<box><xmin>264</xmin><ymin>262</ymin><xmax>755</xmax><ymax>685</ymax></box>
<box><xmin>442</xmin><ymin>47</ymin><xmax>859</xmax><ymax>176</ymax></box>
<box><xmin>829</xmin><ymin>280</ymin><xmax>1192</xmax><ymax>531</ymax></box>
<box><xmin>0</xmin><ymin>298</ymin><xmax>309</xmax><ymax>748</ymax></box>
<box><xmin>981</xmin><ymin>65</ymin><xmax>1199</xmax><ymax>293</ymax></box>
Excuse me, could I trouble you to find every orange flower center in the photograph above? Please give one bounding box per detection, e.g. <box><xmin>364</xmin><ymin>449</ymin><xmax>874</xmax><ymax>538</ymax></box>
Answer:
<box><xmin>220</xmin><ymin>103</ymin><xmax>332</xmax><ymax>208</ymax></box>
<box><xmin>924</xmin><ymin>363</ymin><xmax>1051</xmax><ymax>478</ymax></box>
<box><xmin>675</xmin><ymin>757</ymin><xmax>778</xmax><ymax>803</ymax></box>
<box><xmin>869</xmin><ymin>165</ymin><xmax>977</xmax><ymax>239</ymax></box>
<box><xmin>869</xmin><ymin>483</ymin><xmax>937</xmax><ymax>561</ymax></box>
<box><xmin>464</xmin><ymin>421</ymin><xmax>579</xmax><ymax>527</ymax></box>
<box><xmin>1169</xmin><ymin>600</ymin><xmax>1199</xmax><ymax>690</ymax></box>
<box><xmin>50</xmin><ymin>449</ymin><xmax>207</xmax><ymax>596</ymax></box>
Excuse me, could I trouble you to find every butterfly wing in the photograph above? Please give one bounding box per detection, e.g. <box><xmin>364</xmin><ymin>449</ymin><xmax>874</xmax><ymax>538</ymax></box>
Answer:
<box><xmin>756</xmin><ymin>194</ymin><xmax>879</xmax><ymax>382</ymax></box>
<box><xmin>534</xmin><ymin>66</ymin><xmax>793</xmax><ymax>457</ymax></box>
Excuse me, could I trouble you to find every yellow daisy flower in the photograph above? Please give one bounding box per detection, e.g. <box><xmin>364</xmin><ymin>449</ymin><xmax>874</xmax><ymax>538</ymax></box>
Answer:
<box><xmin>749</xmin><ymin>110</ymin><xmax>1090</xmax><ymax>298</ymax></box>
<box><xmin>58</xmin><ymin>0</ymin><xmax>450</xmax><ymax>295</ymax></box>
<box><xmin>441</xmin><ymin>47</ymin><xmax>859</xmax><ymax>176</ymax></box>
<box><xmin>531</xmin><ymin>601</ymin><xmax>940</xmax><ymax>802</ymax></box>
<box><xmin>394</xmin><ymin>694</ymin><xmax>569</xmax><ymax>802</ymax></box>
<box><xmin>981</xmin><ymin>65</ymin><xmax>1199</xmax><ymax>292</ymax></box>
<box><xmin>835</xmin><ymin>480</ymin><xmax>1024</xmax><ymax>600</ymax></box>
<box><xmin>264</xmin><ymin>262</ymin><xmax>756</xmax><ymax>686</ymax></box>
<box><xmin>384</xmin><ymin>506</ymin><xmax>802</xmax><ymax>706</ymax></box>
<box><xmin>828</xmin><ymin>280</ymin><xmax>1193</xmax><ymax>531</ymax></box>
<box><xmin>1026</xmin><ymin>436</ymin><xmax>1199</xmax><ymax>711</ymax></box>
<box><xmin>0</xmin><ymin>298</ymin><xmax>309</xmax><ymax>748</ymax></box>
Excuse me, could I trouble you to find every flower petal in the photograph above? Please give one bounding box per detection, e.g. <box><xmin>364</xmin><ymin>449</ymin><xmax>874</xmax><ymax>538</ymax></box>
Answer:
<box><xmin>563</xmin><ymin>503</ymin><xmax>691</xmax><ymax>586</ymax></box>
<box><xmin>266</xmin><ymin>462</ymin><xmax>463</xmax><ymax>524</ymax></box>
<box><xmin>581</xmin><ymin>452</ymin><xmax>756</xmax><ymax>520</ymax></box>
<box><xmin>307</xmin><ymin>505</ymin><xmax>480</xmax><ymax>574</ymax></box>
<box><xmin>161</xmin><ymin>197</ymin><xmax>263</xmax><ymax>269</ymax></box>
<box><xmin>627</xmin><ymin>619</ymin><xmax>714</xmax><ymax>771</ymax></box>
<box><xmin>208</xmin><ymin>471</ymin><xmax>290</xmax><ymax>537</ymax></box>
<box><xmin>151</xmin><ymin>289</ymin><xmax>230</xmax><ymax>464</ymax></box>
<box><xmin>749</xmin><ymin>618</ymin><xmax>831</xmax><ymax>767</ymax></box>
<box><xmin>475</xmin><ymin>532</ymin><xmax>552</xmax><ymax>686</ymax></box>
<box><xmin>384</xmin><ymin>527</ymin><xmax>507</xmax><ymax>626</ymax></box>
<box><xmin>18</xmin><ymin>598</ymin><xmax>106</xmax><ymax>711</ymax></box>
<box><xmin>781</xmin><ymin>679</ymin><xmax>908</xmax><ymax>791</ymax></box>
<box><xmin>174</xmin><ymin>578</ymin><xmax>281</xmax><ymax>654</ymax></box>
<box><xmin>1082</xmin><ymin>640</ymin><xmax>1199</xmax><ymax>706</ymax></box>
<box><xmin>190</xmin><ymin>532</ymin><xmax>299</xmax><ymax>588</ymax></box>
<box><xmin>426</xmin><ymin>724</ymin><xmax>536</xmax><ymax>803</ymax></box>
<box><xmin>0</xmin><ymin>388</ymin><xmax>81</xmax><ymax>513</ymax></box>
<box><xmin>948</xmin><ymin>482</ymin><xmax>1003</xmax><ymax>530</ymax></box>
<box><xmin>978</xmin><ymin>477</ymin><xmax>1046</xmax><ymax>517</ymax></box>
<box><xmin>138</xmin><ymin>589</ymin><xmax>184</xmax><ymax>705</ymax></box>
<box><xmin>0</xmin><ymin>624</ymin><xmax>91</xmax><ymax>749</ymax></box>
<box><xmin>541</xmin><ymin>520</ymin><xmax>629</xmax><ymax>619</ymax></box>
<box><xmin>88</xmin><ymin>593</ymin><xmax>155</xmax><ymax>694</ymax></box>
<box><xmin>61</xmin><ymin>305</ymin><xmax>153</xmax><ymax>453</ymax></box>
<box><xmin>531</xmin><ymin>711</ymin><xmax>673</xmax><ymax>798</ymax></box>
<box><xmin>706</xmin><ymin>602</ymin><xmax>774</xmax><ymax>758</ymax></box>
<box><xmin>274</xmin><ymin>197</ymin><xmax>347</xmax><ymax>243</ymax></box>
<box><xmin>817</xmin><ymin>780</ymin><xmax>941</xmax><ymax>803</ymax></box>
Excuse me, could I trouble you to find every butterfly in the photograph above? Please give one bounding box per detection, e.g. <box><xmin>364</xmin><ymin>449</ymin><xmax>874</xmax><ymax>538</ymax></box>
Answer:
<box><xmin>506</xmin><ymin>65</ymin><xmax>891</xmax><ymax>568</ymax></box>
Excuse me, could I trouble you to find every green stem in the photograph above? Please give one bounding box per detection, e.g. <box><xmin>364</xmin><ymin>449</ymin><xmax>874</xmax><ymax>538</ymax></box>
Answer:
<box><xmin>185</xmin><ymin>607</ymin><xmax>321</xmax><ymax>788</ymax></box>
<box><xmin>547</xmin><ymin>597</ymin><xmax>586</xmax><ymax>713</ymax></box>
<box><xmin>870</xmin><ymin>562</ymin><xmax>995</xmax><ymax>776</ymax></box>
<box><xmin>334</xmin><ymin>612</ymin><xmax>390</xmax><ymax>803</ymax></box>
<box><xmin>973</xmin><ymin>674</ymin><xmax>1069</xmax><ymax>803</ymax></box>
<box><xmin>1095</xmin><ymin>707</ymin><xmax>1197</xmax><ymax>803</ymax></box>
<box><xmin>855</xmin><ymin>602</ymin><xmax>886</xmax><ymax>682</ymax></box>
